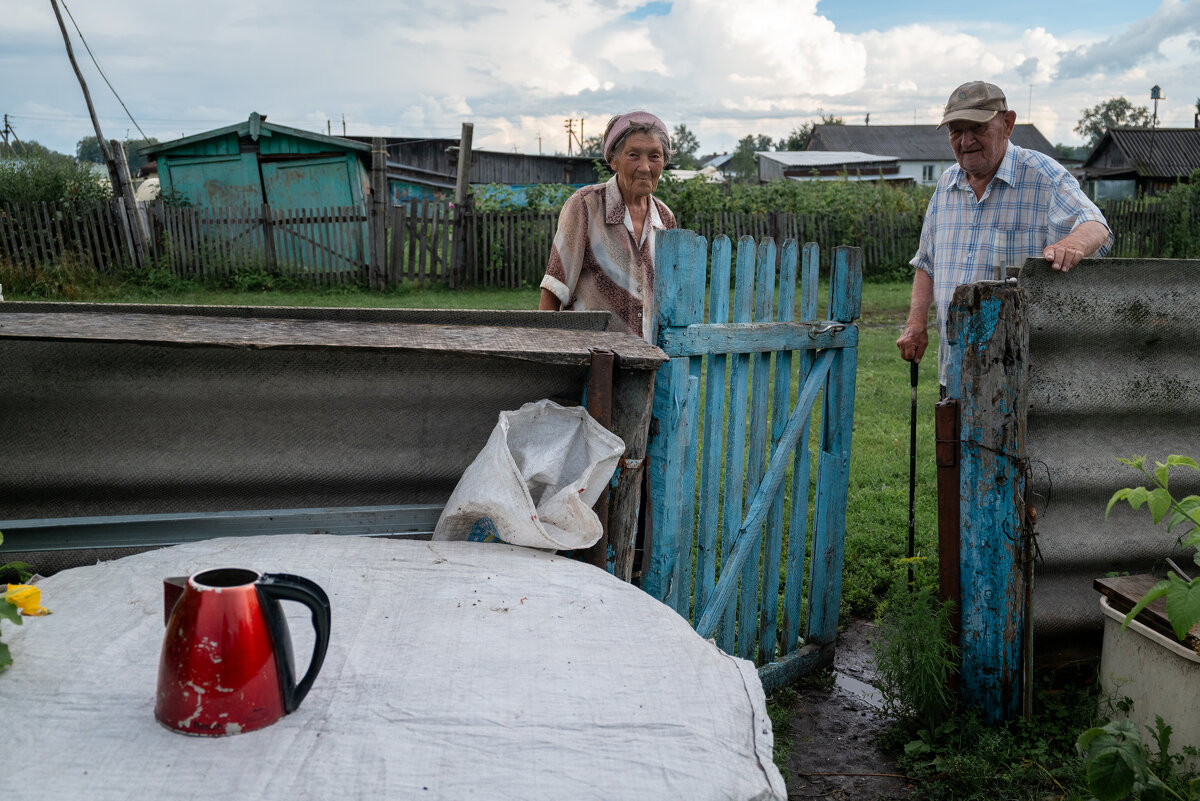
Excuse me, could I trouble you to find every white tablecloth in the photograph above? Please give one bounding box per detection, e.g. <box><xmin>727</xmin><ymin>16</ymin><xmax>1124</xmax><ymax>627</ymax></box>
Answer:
<box><xmin>2</xmin><ymin>535</ymin><xmax>784</xmax><ymax>800</ymax></box>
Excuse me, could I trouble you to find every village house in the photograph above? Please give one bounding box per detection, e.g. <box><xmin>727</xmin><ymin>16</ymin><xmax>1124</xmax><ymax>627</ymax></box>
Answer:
<box><xmin>1075</xmin><ymin>127</ymin><xmax>1200</xmax><ymax>200</ymax></box>
<box><xmin>805</xmin><ymin>123</ymin><xmax>1061</xmax><ymax>186</ymax></box>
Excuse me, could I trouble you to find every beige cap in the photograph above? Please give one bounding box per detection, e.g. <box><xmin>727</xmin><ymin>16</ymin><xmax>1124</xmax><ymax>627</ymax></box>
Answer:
<box><xmin>937</xmin><ymin>81</ymin><xmax>1008</xmax><ymax>129</ymax></box>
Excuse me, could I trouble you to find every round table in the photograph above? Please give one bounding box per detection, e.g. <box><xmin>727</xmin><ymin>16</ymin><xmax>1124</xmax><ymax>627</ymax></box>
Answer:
<box><xmin>2</xmin><ymin>534</ymin><xmax>784</xmax><ymax>800</ymax></box>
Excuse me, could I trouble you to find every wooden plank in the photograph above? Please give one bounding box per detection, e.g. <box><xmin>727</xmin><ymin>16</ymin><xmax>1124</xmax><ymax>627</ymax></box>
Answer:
<box><xmin>607</xmin><ymin>366</ymin><xmax>657</xmax><ymax>583</ymax></box>
<box><xmin>0</xmin><ymin>311</ymin><xmax>668</xmax><ymax>369</ymax></box>
<box><xmin>805</xmin><ymin>247</ymin><xmax>861</xmax><ymax>653</ymax></box>
<box><xmin>784</xmin><ymin>242</ymin><xmax>820</xmax><ymax>654</ymax></box>
<box><xmin>48</xmin><ymin>201</ymin><xmax>69</xmax><ymax>263</ymax></box>
<box><xmin>658</xmin><ymin>321</ymin><xmax>857</xmax><ymax>356</ymax></box>
<box><xmin>945</xmin><ymin>280</ymin><xmax>1028</xmax><ymax>722</ymax></box>
<box><xmin>441</xmin><ymin>199</ymin><xmax>452</xmax><ymax>282</ymax></box>
<box><xmin>762</xmin><ymin>239</ymin><xmax>798</xmax><ymax>663</ymax></box>
<box><xmin>645</xmin><ymin>229</ymin><xmax>708</xmax><ymax>610</ymax></box>
<box><xmin>27</xmin><ymin>202</ymin><xmax>49</xmax><ymax>267</ymax></box>
<box><xmin>738</xmin><ymin>238</ymin><xmax>776</xmax><ymax>661</ymax></box>
<box><xmin>17</xmin><ymin>203</ymin><xmax>40</xmax><ymax>269</ymax></box>
<box><xmin>695</xmin><ymin>348</ymin><xmax>835</xmax><ymax>642</ymax></box>
<box><xmin>695</xmin><ymin>235</ymin><xmax>732</xmax><ymax>616</ymax></box>
<box><xmin>0</xmin><ymin>202</ymin><xmax>17</xmax><ymax>265</ymax></box>
<box><xmin>40</xmin><ymin>201</ymin><xmax>60</xmax><ymax>264</ymax></box>
<box><xmin>1093</xmin><ymin>574</ymin><xmax>1200</xmax><ymax>647</ymax></box>
<box><xmin>718</xmin><ymin>236</ymin><xmax>756</xmax><ymax>651</ymax></box>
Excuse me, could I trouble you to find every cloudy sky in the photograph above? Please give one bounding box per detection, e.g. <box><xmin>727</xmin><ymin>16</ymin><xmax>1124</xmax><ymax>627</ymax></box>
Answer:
<box><xmin>3</xmin><ymin>0</ymin><xmax>1198</xmax><ymax>159</ymax></box>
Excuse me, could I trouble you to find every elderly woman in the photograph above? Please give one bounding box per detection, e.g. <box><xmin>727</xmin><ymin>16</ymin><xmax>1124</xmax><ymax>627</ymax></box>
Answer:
<box><xmin>538</xmin><ymin>111</ymin><xmax>677</xmax><ymax>342</ymax></box>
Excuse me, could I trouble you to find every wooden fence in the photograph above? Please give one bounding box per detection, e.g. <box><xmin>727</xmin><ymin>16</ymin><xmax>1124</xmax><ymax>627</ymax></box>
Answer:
<box><xmin>0</xmin><ymin>199</ymin><xmax>129</xmax><ymax>272</ymax></box>
<box><xmin>0</xmin><ymin>196</ymin><xmax>1193</xmax><ymax>289</ymax></box>
<box><xmin>1098</xmin><ymin>198</ymin><xmax>1172</xmax><ymax>258</ymax></box>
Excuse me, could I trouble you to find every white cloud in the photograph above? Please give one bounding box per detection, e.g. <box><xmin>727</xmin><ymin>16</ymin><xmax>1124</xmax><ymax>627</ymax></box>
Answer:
<box><xmin>1</xmin><ymin>0</ymin><xmax>1195</xmax><ymax>156</ymax></box>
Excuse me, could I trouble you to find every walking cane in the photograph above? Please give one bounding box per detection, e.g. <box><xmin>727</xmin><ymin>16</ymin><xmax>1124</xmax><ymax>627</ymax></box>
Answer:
<box><xmin>908</xmin><ymin>360</ymin><xmax>918</xmax><ymax>588</ymax></box>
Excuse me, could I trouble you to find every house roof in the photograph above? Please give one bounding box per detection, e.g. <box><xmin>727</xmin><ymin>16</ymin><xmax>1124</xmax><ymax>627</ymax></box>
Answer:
<box><xmin>1080</xmin><ymin>127</ymin><xmax>1200</xmax><ymax>179</ymax></box>
<box><xmin>140</xmin><ymin>112</ymin><xmax>370</xmax><ymax>156</ymax></box>
<box><xmin>757</xmin><ymin>151</ymin><xmax>898</xmax><ymax>166</ymax></box>
<box><xmin>806</xmin><ymin>124</ymin><xmax>1059</xmax><ymax>161</ymax></box>
<box><xmin>701</xmin><ymin>153</ymin><xmax>734</xmax><ymax>169</ymax></box>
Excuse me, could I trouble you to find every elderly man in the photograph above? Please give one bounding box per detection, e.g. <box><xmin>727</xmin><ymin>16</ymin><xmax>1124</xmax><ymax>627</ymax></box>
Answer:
<box><xmin>896</xmin><ymin>81</ymin><xmax>1113</xmax><ymax>387</ymax></box>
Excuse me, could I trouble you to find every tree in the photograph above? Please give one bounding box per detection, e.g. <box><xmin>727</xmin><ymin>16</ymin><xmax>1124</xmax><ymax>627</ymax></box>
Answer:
<box><xmin>1053</xmin><ymin>142</ymin><xmax>1089</xmax><ymax>161</ymax></box>
<box><xmin>1</xmin><ymin>139</ymin><xmax>63</xmax><ymax>161</ymax></box>
<box><xmin>729</xmin><ymin>134</ymin><xmax>775</xmax><ymax>182</ymax></box>
<box><xmin>75</xmin><ymin>136</ymin><xmax>160</xmax><ymax>174</ymax></box>
<box><xmin>777</xmin><ymin>114</ymin><xmax>844</xmax><ymax>151</ymax></box>
<box><xmin>578</xmin><ymin>133</ymin><xmax>604</xmax><ymax>158</ymax></box>
<box><xmin>1074</xmin><ymin>97</ymin><xmax>1151</xmax><ymax>148</ymax></box>
<box><xmin>671</xmin><ymin>124</ymin><xmax>701</xmax><ymax>169</ymax></box>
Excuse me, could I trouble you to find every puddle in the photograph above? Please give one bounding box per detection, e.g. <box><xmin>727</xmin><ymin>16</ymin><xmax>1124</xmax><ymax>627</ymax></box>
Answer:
<box><xmin>834</xmin><ymin>671</ymin><xmax>884</xmax><ymax>710</ymax></box>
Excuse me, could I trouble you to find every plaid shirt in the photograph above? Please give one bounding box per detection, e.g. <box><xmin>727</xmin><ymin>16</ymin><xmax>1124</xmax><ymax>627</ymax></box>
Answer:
<box><xmin>912</xmin><ymin>142</ymin><xmax>1113</xmax><ymax>383</ymax></box>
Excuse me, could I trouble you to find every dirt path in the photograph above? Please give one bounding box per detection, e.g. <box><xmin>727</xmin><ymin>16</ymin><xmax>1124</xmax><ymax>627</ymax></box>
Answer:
<box><xmin>781</xmin><ymin>620</ymin><xmax>911</xmax><ymax>800</ymax></box>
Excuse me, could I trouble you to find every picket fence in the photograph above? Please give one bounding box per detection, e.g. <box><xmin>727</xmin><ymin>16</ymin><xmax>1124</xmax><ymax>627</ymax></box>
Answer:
<box><xmin>0</xmin><ymin>196</ymin><xmax>1191</xmax><ymax>288</ymax></box>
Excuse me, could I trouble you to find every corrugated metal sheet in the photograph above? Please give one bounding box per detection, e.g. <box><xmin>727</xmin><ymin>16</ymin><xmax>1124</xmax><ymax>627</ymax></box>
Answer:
<box><xmin>1082</xmin><ymin>128</ymin><xmax>1200</xmax><ymax>179</ymax></box>
<box><xmin>807</xmin><ymin>124</ymin><xmax>1059</xmax><ymax>161</ymax></box>
<box><xmin>1020</xmin><ymin>258</ymin><xmax>1200</xmax><ymax>646</ymax></box>
<box><xmin>757</xmin><ymin>151</ymin><xmax>899</xmax><ymax>182</ymax></box>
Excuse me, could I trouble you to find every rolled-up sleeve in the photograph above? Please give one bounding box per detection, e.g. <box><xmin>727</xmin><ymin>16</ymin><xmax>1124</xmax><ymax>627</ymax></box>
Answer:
<box><xmin>910</xmin><ymin>195</ymin><xmax>936</xmax><ymax>278</ymax></box>
<box><xmin>540</xmin><ymin>193</ymin><xmax>587</xmax><ymax>307</ymax></box>
<box><xmin>1049</xmin><ymin>173</ymin><xmax>1115</xmax><ymax>256</ymax></box>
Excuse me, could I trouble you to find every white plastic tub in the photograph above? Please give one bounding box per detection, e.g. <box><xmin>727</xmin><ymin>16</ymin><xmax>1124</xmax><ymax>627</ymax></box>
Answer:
<box><xmin>1099</xmin><ymin>595</ymin><xmax>1200</xmax><ymax>770</ymax></box>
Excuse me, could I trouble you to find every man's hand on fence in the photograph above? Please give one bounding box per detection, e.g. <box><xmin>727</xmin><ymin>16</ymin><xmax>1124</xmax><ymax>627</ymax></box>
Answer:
<box><xmin>1044</xmin><ymin>221</ymin><xmax>1112</xmax><ymax>273</ymax></box>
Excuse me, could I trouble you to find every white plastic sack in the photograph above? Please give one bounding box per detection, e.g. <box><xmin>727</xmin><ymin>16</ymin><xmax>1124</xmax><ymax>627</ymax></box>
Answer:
<box><xmin>433</xmin><ymin>399</ymin><xmax>625</xmax><ymax>550</ymax></box>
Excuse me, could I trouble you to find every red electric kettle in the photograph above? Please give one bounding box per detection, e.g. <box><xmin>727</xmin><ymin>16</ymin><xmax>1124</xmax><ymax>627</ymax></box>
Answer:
<box><xmin>155</xmin><ymin>567</ymin><xmax>331</xmax><ymax>736</ymax></box>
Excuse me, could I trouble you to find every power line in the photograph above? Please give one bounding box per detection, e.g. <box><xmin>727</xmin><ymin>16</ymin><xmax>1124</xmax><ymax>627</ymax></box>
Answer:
<box><xmin>59</xmin><ymin>0</ymin><xmax>148</xmax><ymax>141</ymax></box>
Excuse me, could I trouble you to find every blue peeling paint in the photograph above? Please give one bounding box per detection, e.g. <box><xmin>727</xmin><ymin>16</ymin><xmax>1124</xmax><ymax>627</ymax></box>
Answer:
<box><xmin>966</xmin><ymin>297</ymin><xmax>1002</xmax><ymax>353</ymax></box>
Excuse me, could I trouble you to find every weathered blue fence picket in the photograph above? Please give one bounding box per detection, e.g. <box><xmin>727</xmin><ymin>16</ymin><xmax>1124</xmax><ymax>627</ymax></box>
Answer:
<box><xmin>945</xmin><ymin>281</ymin><xmax>1030</xmax><ymax>722</ymax></box>
<box><xmin>645</xmin><ymin>230</ymin><xmax>862</xmax><ymax>690</ymax></box>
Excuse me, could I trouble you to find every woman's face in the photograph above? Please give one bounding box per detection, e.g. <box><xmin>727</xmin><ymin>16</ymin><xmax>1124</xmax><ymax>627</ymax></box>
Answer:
<box><xmin>610</xmin><ymin>131</ymin><xmax>665</xmax><ymax>201</ymax></box>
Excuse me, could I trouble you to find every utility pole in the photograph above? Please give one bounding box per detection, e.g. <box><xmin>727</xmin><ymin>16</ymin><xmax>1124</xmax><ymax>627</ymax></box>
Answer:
<box><xmin>564</xmin><ymin>118</ymin><xmax>576</xmax><ymax>156</ymax></box>
<box><xmin>48</xmin><ymin>0</ymin><xmax>146</xmax><ymax>266</ymax></box>
<box><xmin>49</xmin><ymin>0</ymin><xmax>115</xmax><ymax>182</ymax></box>
<box><xmin>342</xmin><ymin>113</ymin><xmax>346</xmax><ymax>136</ymax></box>
<box><xmin>327</xmin><ymin>120</ymin><xmax>331</xmax><ymax>135</ymax></box>
<box><xmin>537</xmin><ymin>132</ymin><xmax>542</xmax><ymax>155</ymax></box>
<box><xmin>1</xmin><ymin>114</ymin><xmax>23</xmax><ymax>153</ymax></box>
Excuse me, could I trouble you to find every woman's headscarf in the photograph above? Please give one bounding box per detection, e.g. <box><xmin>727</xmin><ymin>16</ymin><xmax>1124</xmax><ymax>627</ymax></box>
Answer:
<box><xmin>603</xmin><ymin>111</ymin><xmax>670</xmax><ymax>162</ymax></box>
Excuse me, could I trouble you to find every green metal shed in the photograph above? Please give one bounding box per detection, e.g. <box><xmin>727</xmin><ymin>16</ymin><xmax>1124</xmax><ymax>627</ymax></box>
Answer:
<box><xmin>141</xmin><ymin>112</ymin><xmax>371</xmax><ymax>210</ymax></box>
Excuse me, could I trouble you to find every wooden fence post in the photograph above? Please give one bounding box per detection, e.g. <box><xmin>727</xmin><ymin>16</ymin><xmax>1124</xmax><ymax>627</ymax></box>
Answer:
<box><xmin>645</xmin><ymin>229</ymin><xmax>708</xmax><ymax>607</ymax></box>
<box><xmin>369</xmin><ymin>137</ymin><xmax>387</xmax><ymax>290</ymax></box>
<box><xmin>804</xmin><ymin>246</ymin><xmax>862</xmax><ymax>647</ymax></box>
<box><xmin>260</xmin><ymin>204</ymin><xmax>277</xmax><ymax>270</ymax></box>
<box><xmin>110</xmin><ymin>139</ymin><xmax>147</xmax><ymax>268</ymax></box>
<box><xmin>945</xmin><ymin>281</ymin><xmax>1029</xmax><ymax>723</ymax></box>
<box><xmin>453</xmin><ymin>122</ymin><xmax>474</xmax><ymax>287</ymax></box>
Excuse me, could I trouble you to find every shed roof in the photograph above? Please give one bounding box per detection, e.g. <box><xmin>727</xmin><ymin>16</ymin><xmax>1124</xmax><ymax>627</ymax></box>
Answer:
<box><xmin>1080</xmin><ymin>127</ymin><xmax>1200</xmax><ymax>179</ymax></box>
<box><xmin>757</xmin><ymin>151</ymin><xmax>898</xmax><ymax>166</ymax></box>
<box><xmin>141</xmin><ymin>113</ymin><xmax>370</xmax><ymax>157</ymax></box>
<box><xmin>807</xmin><ymin>124</ymin><xmax>1059</xmax><ymax>161</ymax></box>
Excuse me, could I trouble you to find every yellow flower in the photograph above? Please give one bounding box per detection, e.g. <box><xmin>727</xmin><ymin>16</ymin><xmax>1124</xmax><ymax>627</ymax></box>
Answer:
<box><xmin>4</xmin><ymin>584</ymin><xmax>50</xmax><ymax>616</ymax></box>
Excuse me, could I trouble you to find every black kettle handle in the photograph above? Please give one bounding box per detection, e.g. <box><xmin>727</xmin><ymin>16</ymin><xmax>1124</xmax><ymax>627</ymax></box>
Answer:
<box><xmin>257</xmin><ymin>573</ymin><xmax>332</xmax><ymax>714</ymax></box>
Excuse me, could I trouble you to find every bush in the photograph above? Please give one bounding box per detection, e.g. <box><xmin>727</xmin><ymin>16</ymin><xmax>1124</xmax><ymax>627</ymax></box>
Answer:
<box><xmin>0</xmin><ymin>151</ymin><xmax>111</xmax><ymax>205</ymax></box>
<box><xmin>1159</xmin><ymin>170</ymin><xmax>1200</xmax><ymax>259</ymax></box>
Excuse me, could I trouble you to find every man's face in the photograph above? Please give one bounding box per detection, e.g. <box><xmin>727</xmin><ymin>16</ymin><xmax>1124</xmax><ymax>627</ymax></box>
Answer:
<box><xmin>948</xmin><ymin>111</ymin><xmax>1016</xmax><ymax>179</ymax></box>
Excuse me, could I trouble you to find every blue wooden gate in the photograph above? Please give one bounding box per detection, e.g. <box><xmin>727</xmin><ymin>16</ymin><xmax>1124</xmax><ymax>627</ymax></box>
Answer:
<box><xmin>645</xmin><ymin>230</ymin><xmax>861</xmax><ymax>691</ymax></box>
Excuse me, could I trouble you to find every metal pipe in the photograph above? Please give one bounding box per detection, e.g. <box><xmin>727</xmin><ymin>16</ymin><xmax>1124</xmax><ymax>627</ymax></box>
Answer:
<box><xmin>935</xmin><ymin>398</ymin><xmax>961</xmax><ymax>642</ymax></box>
